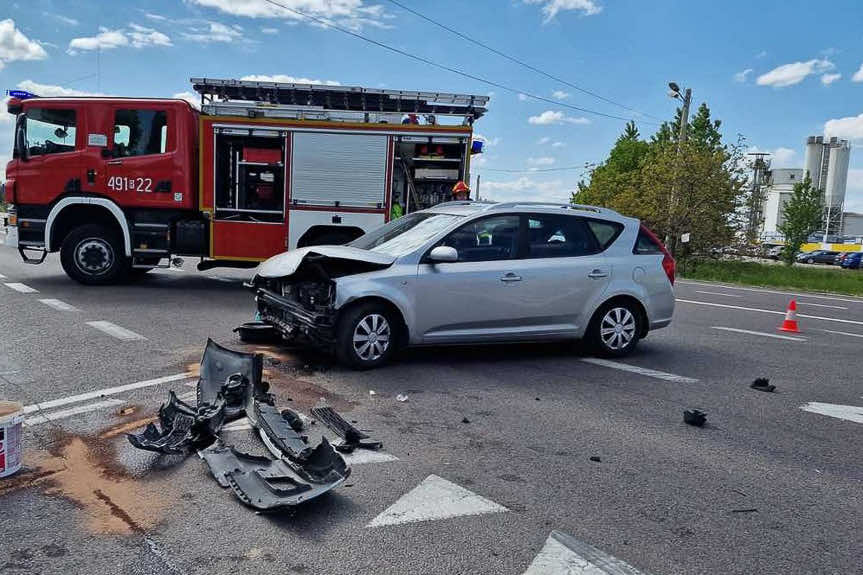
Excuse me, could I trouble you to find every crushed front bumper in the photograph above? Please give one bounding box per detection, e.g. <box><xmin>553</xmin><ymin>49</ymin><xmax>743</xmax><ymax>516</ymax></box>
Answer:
<box><xmin>255</xmin><ymin>288</ymin><xmax>336</xmax><ymax>346</ymax></box>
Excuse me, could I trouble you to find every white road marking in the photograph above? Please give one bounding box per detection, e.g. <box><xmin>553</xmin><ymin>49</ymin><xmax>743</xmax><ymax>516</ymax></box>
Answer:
<box><xmin>819</xmin><ymin>328</ymin><xmax>863</xmax><ymax>339</ymax></box>
<box><xmin>523</xmin><ymin>530</ymin><xmax>649</xmax><ymax>575</ymax></box>
<box><xmin>221</xmin><ymin>417</ymin><xmax>252</xmax><ymax>432</ymax></box>
<box><xmin>38</xmin><ymin>298</ymin><xmax>80</xmax><ymax>312</ymax></box>
<box><xmin>695</xmin><ymin>290</ymin><xmax>742</xmax><ymax>298</ymax></box>
<box><xmin>367</xmin><ymin>474</ymin><xmax>508</xmax><ymax>527</ymax></box>
<box><xmin>796</xmin><ymin>301</ymin><xmax>847</xmax><ymax>310</ymax></box>
<box><xmin>580</xmin><ymin>357</ymin><xmax>698</xmax><ymax>384</ymax></box>
<box><xmin>25</xmin><ymin>399</ymin><xmax>126</xmax><ymax>427</ymax></box>
<box><xmin>678</xmin><ymin>280</ymin><xmax>863</xmax><ymax>305</ymax></box>
<box><xmin>86</xmin><ymin>320</ymin><xmax>147</xmax><ymax>341</ymax></box>
<box><xmin>23</xmin><ymin>373</ymin><xmax>192</xmax><ymax>414</ymax></box>
<box><xmin>342</xmin><ymin>450</ymin><xmax>399</xmax><ymax>465</ymax></box>
<box><xmin>4</xmin><ymin>282</ymin><xmax>38</xmax><ymax>293</ymax></box>
<box><xmin>800</xmin><ymin>402</ymin><xmax>863</xmax><ymax>424</ymax></box>
<box><xmin>711</xmin><ymin>326</ymin><xmax>806</xmax><ymax>342</ymax></box>
<box><xmin>676</xmin><ymin>299</ymin><xmax>863</xmax><ymax>326</ymax></box>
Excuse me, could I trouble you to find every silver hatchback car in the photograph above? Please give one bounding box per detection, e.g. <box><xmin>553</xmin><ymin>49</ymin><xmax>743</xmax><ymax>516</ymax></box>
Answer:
<box><xmin>251</xmin><ymin>201</ymin><xmax>675</xmax><ymax>368</ymax></box>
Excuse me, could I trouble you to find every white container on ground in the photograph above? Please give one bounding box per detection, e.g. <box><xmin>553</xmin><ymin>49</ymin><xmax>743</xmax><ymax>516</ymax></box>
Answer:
<box><xmin>0</xmin><ymin>401</ymin><xmax>24</xmax><ymax>478</ymax></box>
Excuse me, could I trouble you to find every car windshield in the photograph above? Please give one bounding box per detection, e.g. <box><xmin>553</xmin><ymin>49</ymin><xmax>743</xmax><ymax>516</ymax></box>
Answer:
<box><xmin>349</xmin><ymin>212</ymin><xmax>464</xmax><ymax>257</ymax></box>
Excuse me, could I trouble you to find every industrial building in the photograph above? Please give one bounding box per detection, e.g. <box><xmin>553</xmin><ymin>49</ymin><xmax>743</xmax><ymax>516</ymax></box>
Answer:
<box><xmin>759</xmin><ymin>136</ymin><xmax>854</xmax><ymax>242</ymax></box>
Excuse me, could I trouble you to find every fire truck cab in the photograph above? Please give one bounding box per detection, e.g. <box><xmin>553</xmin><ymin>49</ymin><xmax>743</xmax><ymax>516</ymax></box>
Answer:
<box><xmin>4</xmin><ymin>79</ymin><xmax>487</xmax><ymax>284</ymax></box>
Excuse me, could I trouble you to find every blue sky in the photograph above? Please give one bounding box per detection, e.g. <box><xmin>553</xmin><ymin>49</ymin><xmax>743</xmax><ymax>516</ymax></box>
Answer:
<box><xmin>2</xmin><ymin>0</ymin><xmax>862</xmax><ymax>210</ymax></box>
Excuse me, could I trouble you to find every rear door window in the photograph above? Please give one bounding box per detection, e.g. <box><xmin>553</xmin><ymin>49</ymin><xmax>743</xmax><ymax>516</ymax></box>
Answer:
<box><xmin>113</xmin><ymin>109</ymin><xmax>168</xmax><ymax>157</ymax></box>
<box><xmin>526</xmin><ymin>214</ymin><xmax>598</xmax><ymax>258</ymax></box>
<box><xmin>586</xmin><ymin>219</ymin><xmax>624</xmax><ymax>250</ymax></box>
<box><xmin>634</xmin><ymin>228</ymin><xmax>664</xmax><ymax>254</ymax></box>
<box><xmin>24</xmin><ymin>108</ymin><xmax>77</xmax><ymax>156</ymax></box>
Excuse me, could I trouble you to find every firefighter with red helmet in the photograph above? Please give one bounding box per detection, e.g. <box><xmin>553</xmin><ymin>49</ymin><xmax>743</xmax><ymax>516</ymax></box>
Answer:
<box><xmin>452</xmin><ymin>180</ymin><xmax>470</xmax><ymax>201</ymax></box>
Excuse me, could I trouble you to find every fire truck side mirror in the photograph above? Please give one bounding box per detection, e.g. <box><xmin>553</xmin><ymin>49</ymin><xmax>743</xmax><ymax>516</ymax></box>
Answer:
<box><xmin>14</xmin><ymin>117</ymin><xmax>28</xmax><ymax>161</ymax></box>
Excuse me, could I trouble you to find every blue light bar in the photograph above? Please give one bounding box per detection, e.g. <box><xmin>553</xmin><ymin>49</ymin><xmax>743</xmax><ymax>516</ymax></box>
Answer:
<box><xmin>6</xmin><ymin>90</ymin><xmax>38</xmax><ymax>99</ymax></box>
<box><xmin>471</xmin><ymin>140</ymin><xmax>484</xmax><ymax>154</ymax></box>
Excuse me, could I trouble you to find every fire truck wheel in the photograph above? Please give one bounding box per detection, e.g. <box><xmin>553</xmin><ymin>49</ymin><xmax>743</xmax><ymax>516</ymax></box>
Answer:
<box><xmin>335</xmin><ymin>302</ymin><xmax>398</xmax><ymax>370</ymax></box>
<box><xmin>60</xmin><ymin>224</ymin><xmax>130</xmax><ymax>285</ymax></box>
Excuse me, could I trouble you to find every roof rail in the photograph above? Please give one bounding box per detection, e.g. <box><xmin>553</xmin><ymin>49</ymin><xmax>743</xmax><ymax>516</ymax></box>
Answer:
<box><xmin>488</xmin><ymin>202</ymin><xmax>615</xmax><ymax>215</ymax></box>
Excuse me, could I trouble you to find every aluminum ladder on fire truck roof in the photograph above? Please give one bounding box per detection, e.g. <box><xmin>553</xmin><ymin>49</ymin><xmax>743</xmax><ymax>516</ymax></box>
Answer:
<box><xmin>190</xmin><ymin>77</ymin><xmax>488</xmax><ymax>123</ymax></box>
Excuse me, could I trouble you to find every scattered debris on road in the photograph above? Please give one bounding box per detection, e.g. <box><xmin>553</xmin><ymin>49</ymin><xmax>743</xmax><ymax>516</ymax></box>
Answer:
<box><xmin>461</xmin><ymin>417</ymin><xmax>471</xmax><ymax>424</ymax></box>
<box><xmin>750</xmin><ymin>378</ymin><xmax>776</xmax><ymax>392</ymax></box>
<box><xmin>233</xmin><ymin>321</ymin><xmax>281</xmax><ymax>344</ymax></box>
<box><xmin>730</xmin><ymin>508</ymin><xmax>758</xmax><ymax>513</ymax></box>
<box><xmin>396</xmin><ymin>393</ymin><xmax>409</xmax><ymax>402</ymax></box>
<box><xmin>684</xmin><ymin>409</ymin><xmax>707</xmax><ymax>427</ymax></box>
<box><xmin>128</xmin><ymin>339</ymin><xmax>352</xmax><ymax>511</ymax></box>
<box><xmin>589</xmin><ymin>456</ymin><xmax>601</xmax><ymax>463</ymax></box>
<box><xmin>311</xmin><ymin>406</ymin><xmax>382</xmax><ymax>453</ymax></box>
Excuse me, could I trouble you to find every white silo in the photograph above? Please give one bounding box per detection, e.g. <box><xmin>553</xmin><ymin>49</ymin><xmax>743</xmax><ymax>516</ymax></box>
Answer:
<box><xmin>803</xmin><ymin>136</ymin><xmax>824</xmax><ymax>188</ymax></box>
<box><xmin>824</xmin><ymin>139</ymin><xmax>850</xmax><ymax>208</ymax></box>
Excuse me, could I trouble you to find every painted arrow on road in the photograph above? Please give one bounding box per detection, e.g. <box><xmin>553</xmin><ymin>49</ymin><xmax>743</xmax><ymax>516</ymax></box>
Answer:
<box><xmin>523</xmin><ymin>531</ymin><xmax>653</xmax><ymax>575</ymax></box>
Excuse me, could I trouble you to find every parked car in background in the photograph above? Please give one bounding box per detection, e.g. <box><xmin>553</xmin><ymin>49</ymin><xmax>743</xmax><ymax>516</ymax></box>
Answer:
<box><xmin>766</xmin><ymin>245</ymin><xmax>783</xmax><ymax>260</ymax></box>
<box><xmin>796</xmin><ymin>250</ymin><xmax>840</xmax><ymax>264</ymax></box>
<box><xmin>251</xmin><ymin>201</ymin><xmax>676</xmax><ymax>368</ymax></box>
<box><xmin>840</xmin><ymin>252</ymin><xmax>862</xmax><ymax>269</ymax></box>
<box><xmin>834</xmin><ymin>253</ymin><xmax>849</xmax><ymax>266</ymax></box>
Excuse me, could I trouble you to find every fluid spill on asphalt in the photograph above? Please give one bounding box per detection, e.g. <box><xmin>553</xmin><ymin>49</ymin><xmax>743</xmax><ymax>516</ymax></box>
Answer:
<box><xmin>1</xmin><ymin>434</ymin><xmax>168</xmax><ymax>535</ymax></box>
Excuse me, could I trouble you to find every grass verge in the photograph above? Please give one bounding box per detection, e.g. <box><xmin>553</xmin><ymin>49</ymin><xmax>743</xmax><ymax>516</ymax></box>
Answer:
<box><xmin>679</xmin><ymin>258</ymin><xmax>863</xmax><ymax>297</ymax></box>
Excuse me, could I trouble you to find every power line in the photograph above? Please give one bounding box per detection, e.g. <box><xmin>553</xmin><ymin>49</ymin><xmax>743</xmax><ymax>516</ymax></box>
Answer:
<box><xmin>477</xmin><ymin>164</ymin><xmax>594</xmax><ymax>173</ymax></box>
<box><xmin>384</xmin><ymin>0</ymin><xmax>663</xmax><ymax>122</ymax></box>
<box><xmin>260</xmin><ymin>0</ymin><xmax>658</xmax><ymax>126</ymax></box>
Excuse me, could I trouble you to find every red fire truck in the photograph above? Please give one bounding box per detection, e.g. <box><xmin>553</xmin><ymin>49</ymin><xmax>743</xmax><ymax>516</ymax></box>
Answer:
<box><xmin>4</xmin><ymin>78</ymin><xmax>487</xmax><ymax>284</ymax></box>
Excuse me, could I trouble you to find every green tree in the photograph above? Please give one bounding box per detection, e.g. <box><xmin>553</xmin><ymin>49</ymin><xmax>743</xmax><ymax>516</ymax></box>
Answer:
<box><xmin>778</xmin><ymin>175</ymin><xmax>822</xmax><ymax>265</ymax></box>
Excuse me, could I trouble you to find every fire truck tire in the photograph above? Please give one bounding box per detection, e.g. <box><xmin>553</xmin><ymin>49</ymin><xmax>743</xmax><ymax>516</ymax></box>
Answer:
<box><xmin>60</xmin><ymin>224</ymin><xmax>130</xmax><ymax>285</ymax></box>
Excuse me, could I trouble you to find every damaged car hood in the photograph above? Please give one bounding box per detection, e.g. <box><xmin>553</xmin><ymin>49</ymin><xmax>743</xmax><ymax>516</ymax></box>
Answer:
<box><xmin>255</xmin><ymin>246</ymin><xmax>396</xmax><ymax>280</ymax></box>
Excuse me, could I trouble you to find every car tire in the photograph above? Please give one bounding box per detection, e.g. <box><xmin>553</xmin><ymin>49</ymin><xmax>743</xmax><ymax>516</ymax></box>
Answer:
<box><xmin>60</xmin><ymin>224</ymin><xmax>130</xmax><ymax>285</ymax></box>
<box><xmin>806</xmin><ymin>258</ymin><xmax>814</xmax><ymax>264</ymax></box>
<box><xmin>588</xmin><ymin>301</ymin><xmax>642</xmax><ymax>358</ymax></box>
<box><xmin>335</xmin><ymin>302</ymin><xmax>397</xmax><ymax>369</ymax></box>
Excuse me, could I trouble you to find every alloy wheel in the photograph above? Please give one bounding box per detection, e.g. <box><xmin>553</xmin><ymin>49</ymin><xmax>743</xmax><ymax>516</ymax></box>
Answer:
<box><xmin>600</xmin><ymin>307</ymin><xmax>636</xmax><ymax>351</ymax></box>
<box><xmin>352</xmin><ymin>313</ymin><xmax>391</xmax><ymax>361</ymax></box>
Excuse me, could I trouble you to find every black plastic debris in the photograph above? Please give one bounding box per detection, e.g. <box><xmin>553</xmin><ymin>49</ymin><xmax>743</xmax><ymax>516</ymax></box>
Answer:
<box><xmin>750</xmin><ymin>378</ymin><xmax>776</xmax><ymax>393</ymax></box>
<box><xmin>127</xmin><ymin>391</ymin><xmax>226</xmax><ymax>454</ymax></box>
<box><xmin>311</xmin><ymin>406</ymin><xmax>382</xmax><ymax>453</ymax></box>
<box><xmin>252</xmin><ymin>401</ymin><xmax>315</xmax><ymax>461</ymax></box>
<box><xmin>198</xmin><ymin>338</ymin><xmax>264</xmax><ymax>421</ymax></box>
<box><xmin>280</xmin><ymin>408</ymin><xmax>305</xmax><ymax>432</ymax></box>
<box><xmin>233</xmin><ymin>321</ymin><xmax>281</xmax><ymax>344</ymax></box>
<box><xmin>461</xmin><ymin>417</ymin><xmax>471</xmax><ymax>424</ymax></box>
<box><xmin>200</xmin><ymin>442</ymin><xmax>349</xmax><ymax>511</ymax></box>
<box><xmin>684</xmin><ymin>409</ymin><xmax>707</xmax><ymax>427</ymax></box>
<box><xmin>589</xmin><ymin>456</ymin><xmax>601</xmax><ymax>463</ymax></box>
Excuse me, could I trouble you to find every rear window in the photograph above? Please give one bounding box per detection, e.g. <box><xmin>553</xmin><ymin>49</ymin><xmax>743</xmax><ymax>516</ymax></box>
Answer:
<box><xmin>633</xmin><ymin>228</ymin><xmax>664</xmax><ymax>254</ymax></box>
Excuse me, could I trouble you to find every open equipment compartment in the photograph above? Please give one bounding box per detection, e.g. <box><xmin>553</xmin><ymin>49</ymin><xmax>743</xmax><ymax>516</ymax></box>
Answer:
<box><xmin>214</xmin><ymin>127</ymin><xmax>287</xmax><ymax>224</ymax></box>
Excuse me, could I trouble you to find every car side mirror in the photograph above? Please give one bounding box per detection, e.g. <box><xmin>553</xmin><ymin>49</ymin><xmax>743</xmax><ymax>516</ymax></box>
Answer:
<box><xmin>429</xmin><ymin>246</ymin><xmax>458</xmax><ymax>263</ymax></box>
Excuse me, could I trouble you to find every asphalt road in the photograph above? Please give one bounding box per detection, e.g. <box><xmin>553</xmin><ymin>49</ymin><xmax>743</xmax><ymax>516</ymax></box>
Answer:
<box><xmin>1</xmin><ymin>242</ymin><xmax>861</xmax><ymax>575</ymax></box>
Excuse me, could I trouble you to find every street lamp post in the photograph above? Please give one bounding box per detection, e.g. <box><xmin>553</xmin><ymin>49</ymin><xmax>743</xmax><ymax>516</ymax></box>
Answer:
<box><xmin>665</xmin><ymin>82</ymin><xmax>692</xmax><ymax>252</ymax></box>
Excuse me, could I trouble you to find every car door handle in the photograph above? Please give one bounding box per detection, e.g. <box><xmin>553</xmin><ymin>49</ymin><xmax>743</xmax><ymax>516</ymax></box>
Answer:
<box><xmin>107</xmin><ymin>159</ymin><xmax>123</xmax><ymax>165</ymax></box>
<box><xmin>500</xmin><ymin>273</ymin><xmax>522</xmax><ymax>282</ymax></box>
<box><xmin>588</xmin><ymin>269</ymin><xmax>609</xmax><ymax>279</ymax></box>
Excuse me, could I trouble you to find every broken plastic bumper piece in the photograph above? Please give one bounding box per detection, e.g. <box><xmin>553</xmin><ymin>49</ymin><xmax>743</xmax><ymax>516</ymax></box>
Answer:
<box><xmin>127</xmin><ymin>391</ymin><xmax>225</xmax><ymax>454</ymax></box>
<box><xmin>200</xmin><ymin>441</ymin><xmax>350</xmax><ymax>510</ymax></box>
<box><xmin>311</xmin><ymin>406</ymin><xmax>383</xmax><ymax>453</ymax></box>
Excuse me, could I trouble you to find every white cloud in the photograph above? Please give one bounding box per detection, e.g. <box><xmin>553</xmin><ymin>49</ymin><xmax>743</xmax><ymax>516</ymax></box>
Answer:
<box><xmin>182</xmin><ymin>21</ymin><xmax>243</xmax><ymax>43</ymax></box>
<box><xmin>524</xmin><ymin>0</ymin><xmax>602</xmax><ymax>22</ymax></box>
<box><xmin>44</xmin><ymin>13</ymin><xmax>79</xmax><ymax>26</ymax></box>
<box><xmin>518</xmin><ymin>93</ymin><xmax>529</xmax><ymax>101</ymax></box>
<box><xmin>68</xmin><ymin>27</ymin><xmax>129</xmax><ymax>52</ymax></box>
<box><xmin>733</xmin><ymin>68</ymin><xmax>753</xmax><ymax>83</ymax></box>
<box><xmin>537</xmin><ymin>136</ymin><xmax>551</xmax><ymax>145</ymax></box>
<box><xmin>528</xmin><ymin>110</ymin><xmax>590</xmax><ymax>125</ymax></box>
<box><xmin>128</xmin><ymin>24</ymin><xmax>172</xmax><ymax>48</ymax></box>
<box><xmin>528</xmin><ymin>156</ymin><xmax>556</xmax><ymax>166</ymax></box>
<box><xmin>551</xmin><ymin>141</ymin><xmax>565</xmax><ymax>148</ymax></box>
<box><xmin>756</xmin><ymin>59</ymin><xmax>834</xmax><ymax>88</ymax></box>
<box><xmin>261</xmin><ymin>27</ymin><xmax>279</xmax><ymax>34</ymax></box>
<box><xmin>173</xmin><ymin>91</ymin><xmax>200</xmax><ymax>109</ymax></box>
<box><xmin>145</xmin><ymin>13</ymin><xmax>167</xmax><ymax>21</ymax></box>
<box><xmin>481</xmin><ymin>176</ymin><xmax>572</xmax><ymax>203</ymax></box>
<box><xmin>821</xmin><ymin>73</ymin><xmax>841</xmax><ymax>85</ymax></box>
<box><xmin>552</xmin><ymin>90</ymin><xmax>570</xmax><ymax>100</ymax></box>
<box><xmin>747</xmin><ymin>145</ymin><xmax>797</xmax><ymax>169</ymax></box>
<box><xmin>473</xmin><ymin>133</ymin><xmax>500</xmax><ymax>147</ymax></box>
<box><xmin>186</xmin><ymin>0</ymin><xmax>391</xmax><ymax>31</ymax></box>
<box><xmin>755</xmin><ymin>50</ymin><xmax>767</xmax><ymax>59</ymax></box>
<box><xmin>824</xmin><ymin>113</ymin><xmax>863</xmax><ymax>141</ymax></box>
<box><xmin>0</xmin><ymin>19</ymin><xmax>48</xmax><ymax>68</ymax></box>
<box><xmin>240</xmin><ymin>73</ymin><xmax>341</xmax><ymax>86</ymax></box>
<box><xmin>845</xmin><ymin>169</ymin><xmax>863</xmax><ymax>212</ymax></box>
<box><xmin>852</xmin><ymin>63</ymin><xmax>863</xmax><ymax>83</ymax></box>
<box><xmin>16</xmin><ymin>80</ymin><xmax>106</xmax><ymax>97</ymax></box>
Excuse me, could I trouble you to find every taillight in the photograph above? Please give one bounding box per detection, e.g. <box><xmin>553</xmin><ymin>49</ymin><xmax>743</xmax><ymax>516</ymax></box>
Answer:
<box><xmin>639</xmin><ymin>224</ymin><xmax>675</xmax><ymax>285</ymax></box>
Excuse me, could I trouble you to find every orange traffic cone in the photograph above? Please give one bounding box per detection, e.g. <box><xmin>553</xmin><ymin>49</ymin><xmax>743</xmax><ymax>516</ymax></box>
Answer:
<box><xmin>778</xmin><ymin>299</ymin><xmax>801</xmax><ymax>333</ymax></box>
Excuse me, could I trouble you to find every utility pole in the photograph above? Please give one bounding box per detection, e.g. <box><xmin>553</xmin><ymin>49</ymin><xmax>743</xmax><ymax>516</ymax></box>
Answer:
<box><xmin>475</xmin><ymin>174</ymin><xmax>481</xmax><ymax>201</ymax></box>
<box><xmin>665</xmin><ymin>84</ymin><xmax>692</xmax><ymax>252</ymax></box>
